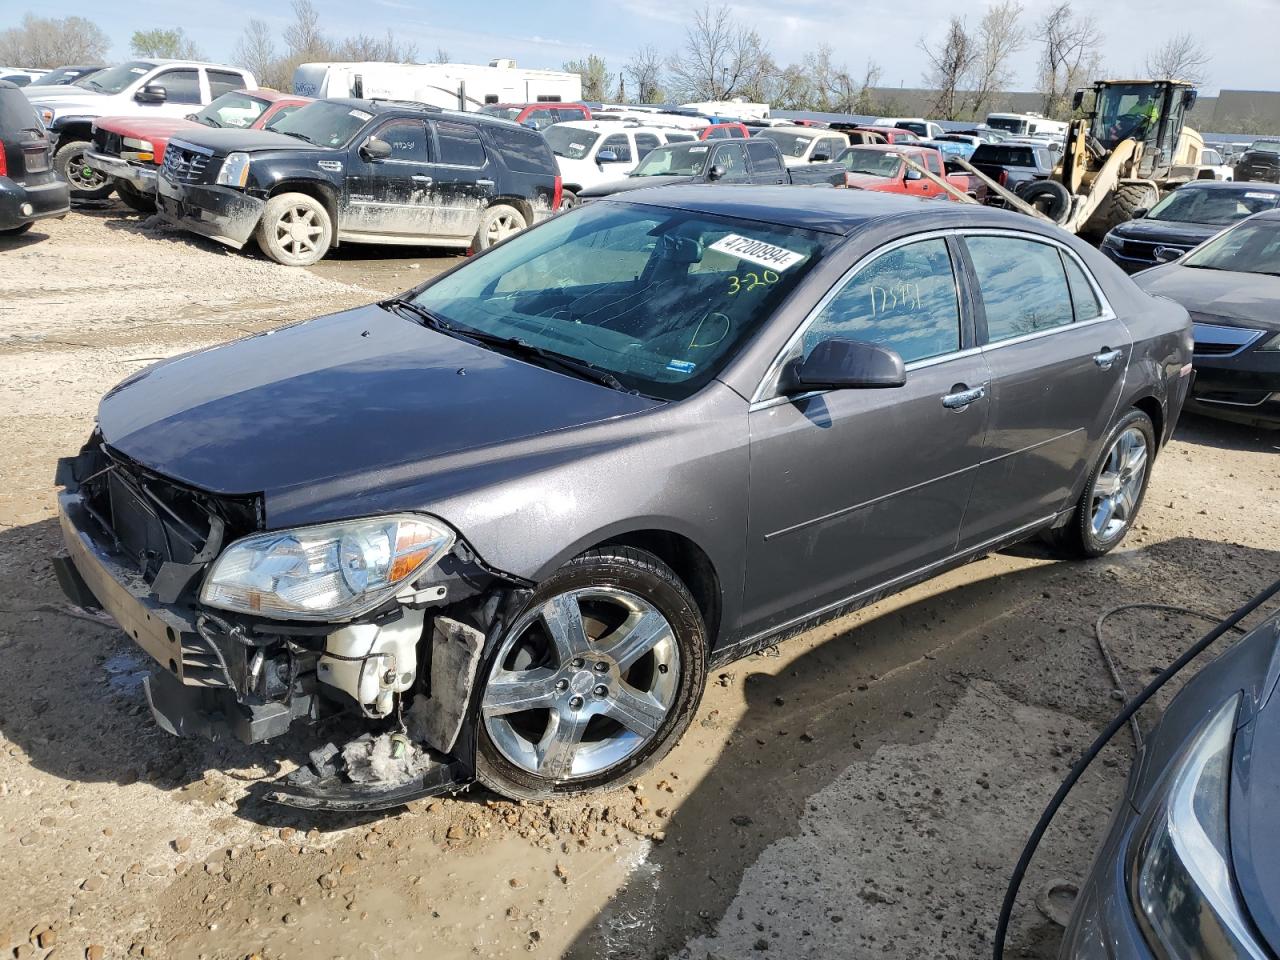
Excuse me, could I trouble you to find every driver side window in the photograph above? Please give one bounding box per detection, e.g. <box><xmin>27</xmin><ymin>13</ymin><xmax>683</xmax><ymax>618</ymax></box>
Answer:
<box><xmin>712</xmin><ymin>143</ymin><xmax>748</xmax><ymax>181</ymax></box>
<box><xmin>803</xmin><ymin>238</ymin><xmax>961</xmax><ymax>365</ymax></box>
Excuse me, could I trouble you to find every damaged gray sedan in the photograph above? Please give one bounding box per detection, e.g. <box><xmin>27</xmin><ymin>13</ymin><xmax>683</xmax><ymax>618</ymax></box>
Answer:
<box><xmin>54</xmin><ymin>186</ymin><xmax>1192</xmax><ymax>809</ymax></box>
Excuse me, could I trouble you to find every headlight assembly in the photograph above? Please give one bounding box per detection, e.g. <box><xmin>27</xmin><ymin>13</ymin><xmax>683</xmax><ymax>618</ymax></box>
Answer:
<box><xmin>1130</xmin><ymin>693</ymin><xmax>1268</xmax><ymax>959</ymax></box>
<box><xmin>122</xmin><ymin>136</ymin><xmax>155</xmax><ymax>163</ymax></box>
<box><xmin>1257</xmin><ymin>332</ymin><xmax>1280</xmax><ymax>352</ymax></box>
<box><xmin>200</xmin><ymin>514</ymin><xmax>454</xmax><ymax>620</ymax></box>
<box><xmin>216</xmin><ymin>151</ymin><xmax>251</xmax><ymax>188</ymax></box>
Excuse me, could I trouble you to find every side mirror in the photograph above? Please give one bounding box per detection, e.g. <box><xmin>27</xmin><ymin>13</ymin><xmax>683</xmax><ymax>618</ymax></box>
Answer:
<box><xmin>135</xmin><ymin>84</ymin><xmax>167</xmax><ymax>104</ymax></box>
<box><xmin>904</xmin><ymin>167</ymin><xmax>923</xmax><ymax>180</ymax></box>
<box><xmin>810</xmin><ymin>151</ymin><xmax>830</xmax><ymax>162</ymax></box>
<box><xmin>1184</xmin><ymin>89</ymin><xmax>1198</xmax><ymax>111</ymax></box>
<box><xmin>360</xmin><ymin>137</ymin><xmax>392</xmax><ymax>161</ymax></box>
<box><xmin>707</xmin><ymin>163</ymin><xmax>726</xmax><ymax>181</ymax></box>
<box><xmin>1153</xmin><ymin>246</ymin><xmax>1184</xmax><ymax>264</ymax></box>
<box><xmin>781</xmin><ymin>339</ymin><xmax>906</xmax><ymax>393</ymax></box>
<box><xmin>597</xmin><ymin>150</ymin><xmax>619</xmax><ymax>164</ymax></box>
<box><xmin>184</xmin><ymin>112</ymin><xmax>200</xmax><ymax>122</ymax></box>
<box><xmin>1131</xmin><ymin>207</ymin><xmax>1148</xmax><ymax>219</ymax></box>
<box><xmin>1071</xmin><ymin>89</ymin><xmax>1085</xmax><ymax>112</ymax></box>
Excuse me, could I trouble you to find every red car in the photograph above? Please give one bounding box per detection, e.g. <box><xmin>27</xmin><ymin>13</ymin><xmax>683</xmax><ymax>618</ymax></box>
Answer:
<box><xmin>836</xmin><ymin>144</ymin><xmax>983</xmax><ymax>201</ymax></box>
<box><xmin>848</xmin><ymin>125</ymin><xmax>921</xmax><ymax>145</ymax></box>
<box><xmin>87</xmin><ymin>89</ymin><xmax>311</xmax><ymax>212</ymax></box>
<box><xmin>699</xmin><ymin>121</ymin><xmax>751</xmax><ymax>140</ymax></box>
<box><xmin>478</xmin><ymin>102</ymin><xmax>591</xmax><ymax>130</ymax></box>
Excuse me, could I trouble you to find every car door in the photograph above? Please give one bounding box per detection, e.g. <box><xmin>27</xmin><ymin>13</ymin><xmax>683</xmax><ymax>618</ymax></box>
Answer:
<box><xmin>710</xmin><ymin>141</ymin><xmax>749</xmax><ymax>183</ymax></box>
<box><xmin>744</xmin><ymin>139</ymin><xmax>786</xmax><ymax>184</ymax></box>
<box><xmin>343</xmin><ymin>117</ymin><xmax>442</xmax><ymax>239</ymax></box>
<box><xmin>743</xmin><ymin>235</ymin><xmax>991</xmax><ymax>634</ymax></box>
<box><xmin>425</xmin><ymin>119</ymin><xmax>494</xmax><ymax>241</ymax></box>
<box><xmin>956</xmin><ymin>232</ymin><xmax>1130</xmax><ymax>549</ymax></box>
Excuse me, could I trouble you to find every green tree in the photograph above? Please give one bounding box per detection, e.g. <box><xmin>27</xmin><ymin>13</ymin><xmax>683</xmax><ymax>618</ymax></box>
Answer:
<box><xmin>130</xmin><ymin>27</ymin><xmax>203</xmax><ymax>60</ymax></box>
<box><xmin>563</xmin><ymin>54</ymin><xmax>609</xmax><ymax>102</ymax></box>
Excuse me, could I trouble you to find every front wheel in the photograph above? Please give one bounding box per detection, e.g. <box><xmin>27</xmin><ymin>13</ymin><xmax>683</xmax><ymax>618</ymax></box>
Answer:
<box><xmin>476</xmin><ymin>547</ymin><xmax>707</xmax><ymax>800</ymax></box>
<box><xmin>53</xmin><ymin>140</ymin><xmax>114</xmax><ymax>201</ymax></box>
<box><xmin>558</xmin><ymin>190</ymin><xmax>579</xmax><ymax>212</ymax></box>
<box><xmin>254</xmin><ymin>192</ymin><xmax>332</xmax><ymax>266</ymax></box>
<box><xmin>115</xmin><ymin>181</ymin><xmax>156</xmax><ymax>214</ymax></box>
<box><xmin>1060</xmin><ymin>409</ymin><xmax>1156</xmax><ymax>557</ymax></box>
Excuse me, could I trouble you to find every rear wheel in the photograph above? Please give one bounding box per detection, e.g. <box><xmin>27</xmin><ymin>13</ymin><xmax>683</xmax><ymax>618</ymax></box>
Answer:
<box><xmin>559</xmin><ymin>190</ymin><xmax>580</xmax><ymax>212</ymax></box>
<box><xmin>53</xmin><ymin>140</ymin><xmax>114</xmax><ymax>201</ymax></box>
<box><xmin>1020</xmin><ymin>180</ymin><xmax>1072</xmax><ymax>224</ymax></box>
<box><xmin>1058</xmin><ymin>409</ymin><xmax>1155</xmax><ymax>558</ymax></box>
<box><xmin>476</xmin><ymin>547</ymin><xmax>707</xmax><ymax>800</ymax></box>
<box><xmin>254</xmin><ymin>192</ymin><xmax>332</xmax><ymax>266</ymax></box>
<box><xmin>472</xmin><ymin>203</ymin><xmax>527</xmax><ymax>252</ymax></box>
<box><xmin>115</xmin><ymin>181</ymin><xmax>156</xmax><ymax>214</ymax></box>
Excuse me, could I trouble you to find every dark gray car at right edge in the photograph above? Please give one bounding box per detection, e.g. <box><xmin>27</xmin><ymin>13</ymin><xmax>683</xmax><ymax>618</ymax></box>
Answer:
<box><xmin>53</xmin><ymin>186</ymin><xmax>1192</xmax><ymax>807</ymax></box>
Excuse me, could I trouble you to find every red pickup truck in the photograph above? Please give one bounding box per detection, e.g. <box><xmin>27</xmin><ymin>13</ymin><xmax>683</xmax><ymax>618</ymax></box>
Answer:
<box><xmin>87</xmin><ymin>89</ymin><xmax>310</xmax><ymax>212</ymax></box>
<box><xmin>836</xmin><ymin>144</ymin><xmax>985</xmax><ymax>201</ymax></box>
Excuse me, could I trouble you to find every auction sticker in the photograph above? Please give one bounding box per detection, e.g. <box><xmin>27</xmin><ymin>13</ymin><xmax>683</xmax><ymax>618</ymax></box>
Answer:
<box><xmin>1245</xmin><ymin>192</ymin><xmax>1275</xmax><ymax>199</ymax></box>
<box><xmin>710</xmin><ymin>234</ymin><xmax>804</xmax><ymax>270</ymax></box>
<box><xmin>349</xmin><ymin>109</ymin><xmax>373</xmax><ymax>121</ymax></box>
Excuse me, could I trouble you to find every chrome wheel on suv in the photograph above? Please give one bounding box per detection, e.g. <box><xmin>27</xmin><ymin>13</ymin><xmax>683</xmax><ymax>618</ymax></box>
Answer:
<box><xmin>1090</xmin><ymin>426</ymin><xmax>1148</xmax><ymax>541</ymax></box>
<box><xmin>482</xmin><ymin>586</ymin><xmax>680</xmax><ymax>780</ymax></box>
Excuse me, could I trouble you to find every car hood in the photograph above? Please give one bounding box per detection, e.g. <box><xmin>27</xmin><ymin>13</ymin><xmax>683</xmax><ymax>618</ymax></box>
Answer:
<box><xmin>843</xmin><ymin>172</ymin><xmax>898</xmax><ymax>191</ymax></box>
<box><xmin>1108</xmin><ymin>217</ymin><xmax>1223</xmax><ymax>248</ymax></box>
<box><xmin>97</xmin><ymin>304</ymin><xmax>660</xmax><ymax>502</ymax></box>
<box><xmin>1231</xmin><ymin>620</ymin><xmax>1280</xmax><ymax>952</ymax></box>
<box><xmin>169</xmin><ymin>127</ymin><xmax>326</xmax><ymax>155</ymax></box>
<box><xmin>1135</xmin><ymin>266</ymin><xmax>1280</xmax><ymax>332</ymax></box>
<box><xmin>580</xmin><ymin>175</ymin><xmax>691</xmax><ymax>197</ymax></box>
<box><xmin>95</xmin><ymin>115</ymin><xmax>198</xmax><ymax>139</ymax></box>
<box><xmin>25</xmin><ymin>87</ymin><xmax>104</xmax><ymax>106</ymax></box>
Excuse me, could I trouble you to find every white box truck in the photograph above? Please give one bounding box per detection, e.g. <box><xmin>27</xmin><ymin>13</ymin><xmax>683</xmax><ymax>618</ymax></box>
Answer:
<box><xmin>292</xmin><ymin>59</ymin><xmax>582</xmax><ymax>111</ymax></box>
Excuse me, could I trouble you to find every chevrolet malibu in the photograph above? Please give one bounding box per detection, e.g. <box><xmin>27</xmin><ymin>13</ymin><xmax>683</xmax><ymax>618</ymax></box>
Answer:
<box><xmin>53</xmin><ymin>187</ymin><xmax>1193</xmax><ymax>808</ymax></box>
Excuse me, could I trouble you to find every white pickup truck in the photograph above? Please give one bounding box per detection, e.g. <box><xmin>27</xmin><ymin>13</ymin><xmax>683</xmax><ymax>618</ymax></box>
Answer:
<box><xmin>27</xmin><ymin>58</ymin><xmax>256</xmax><ymax>199</ymax></box>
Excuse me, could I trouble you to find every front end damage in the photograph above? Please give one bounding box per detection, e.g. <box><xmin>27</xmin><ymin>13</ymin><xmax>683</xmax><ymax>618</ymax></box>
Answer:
<box><xmin>52</xmin><ymin>433</ymin><xmax>530</xmax><ymax>811</ymax></box>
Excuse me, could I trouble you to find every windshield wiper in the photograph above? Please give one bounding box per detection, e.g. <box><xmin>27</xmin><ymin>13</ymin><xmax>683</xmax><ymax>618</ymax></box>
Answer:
<box><xmin>381</xmin><ymin>297</ymin><xmax>458</xmax><ymax>333</ymax></box>
<box><xmin>277</xmin><ymin>130</ymin><xmax>314</xmax><ymax>144</ymax></box>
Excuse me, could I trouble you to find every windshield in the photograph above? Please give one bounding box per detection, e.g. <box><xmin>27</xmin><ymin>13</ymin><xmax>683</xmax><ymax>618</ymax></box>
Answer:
<box><xmin>1093</xmin><ymin>83</ymin><xmax>1162</xmax><ymax>149</ymax></box>
<box><xmin>837</xmin><ymin>147</ymin><xmax>902</xmax><ymax>177</ymax></box>
<box><xmin>268</xmin><ymin>100</ymin><xmax>371</xmax><ymax>147</ymax></box>
<box><xmin>987</xmin><ymin>117</ymin><xmax>1026</xmax><ymax>135</ymax></box>
<box><xmin>753</xmin><ymin>130</ymin><xmax>815</xmax><ymax>159</ymax></box>
<box><xmin>75</xmin><ymin>61</ymin><xmax>152</xmax><ymax>95</ymax></box>
<box><xmin>1183</xmin><ymin>218</ymin><xmax>1280</xmax><ymax>275</ymax></box>
<box><xmin>480</xmin><ymin>106</ymin><xmax>522</xmax><ymax>121</ymax></box>
<box><xmin>1147</xmin><ymin>187</ymin><xmax>1280</xmax><ymax>226</ymax></box>
<box><xmin>631</xmin><ymin>143</ymin><xmax>712</xmax><ymax>177</ymax></box>
<box><xmin>1249</xmin><ymin>141</ymin><xmax>1280</xmax><ymax>154</ymax></box>
<box><xmin>40</xmin><ymin>66</ymin><xmax>95</xmax><ymax>85</ymax></box>
<box><xmin>544</xmin><ymin>126</ymin><xmax>599</xmax><ymax>160</ymax></box>
<box><xmin>195</xmin><ymin>92</ymin><xmax>268</xmax><ymax>129</ymax></box>
<box><xmin>409</xmin><ymin>201</ymin><xmax>830</xmax><ymax>400</ymax></box>
<box><xmin>897</xmin><ymin>122</ymin><xmax>928</xmax><ymax>136</ymax></box>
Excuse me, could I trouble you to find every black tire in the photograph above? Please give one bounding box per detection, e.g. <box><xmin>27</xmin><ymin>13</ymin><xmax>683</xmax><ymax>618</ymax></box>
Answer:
<box><xmin>53</xmin><ymin>140</ymin><xmax>115</xmax><ymax>200</ymax></box>
<box><xmin>475</xmin><ymin>546</ymin><xmax>708</xmax><ymax>800</ymax></box>
<box><xmin>1057</xmin><ymin>409</ymin><xmax>1156</xmax><ymax>558</ymax></box>
<box><xmin>1020</xmin><ymin>180</ymin><xmax>1072</xmax><ymax>224</ymax></box>
<box><xmin>1084</xmin><ymin>182</ymin><xmax>1160</xmax><ymax>238</ymax></box>
<box><xmin>471</xmin><ymin>203</ymin><xmax>528</xmax><ymax>252</ymax></box>
<box><xmin>0</xmin><ymin>222</ymin><xmax>33</xmax><ymax>237</ymax></box>
<box><xmin>254</xmin><ymin>192</ymin><xmax>332</xmax><ymax>266</ymax></box>
<box><xmin>559</xmin><ymin>190</ymin><xmax>579</xmax><ymax>212</ymax></box>
<box><xmin>115</xmin><ymin>181</ymin><xmax>156</xmax><ymax>214</ymax></box>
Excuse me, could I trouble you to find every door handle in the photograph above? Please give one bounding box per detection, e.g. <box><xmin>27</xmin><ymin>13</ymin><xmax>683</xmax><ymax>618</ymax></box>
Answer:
<box><xmin>941</xmin><ymin>383</ymin><xmax>987</xmax><ymax>409</ymax></box>
<box><xmin>475</xmin><ymin>178</ymin><xmax>494</xmax><ymax>187</ymax></box>
<box><xmin>1094</xmin><ymin>347</ymin><xmax>1122</xmax><ymax>370</ymax></box>
<box><xmin>411</xmin><ymin>175</ymin><xmax>433</xmax><ymax>185</ymax></box>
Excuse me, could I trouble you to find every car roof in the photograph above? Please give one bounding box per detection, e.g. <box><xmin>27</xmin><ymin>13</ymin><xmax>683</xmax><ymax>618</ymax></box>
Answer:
<box><xmin>605</xmin><ymin>183</ymin><xmax>1043</xmax><ymax>237</ymax></box>
<box><xmin>757</xmin><ymin>125</ymin><xmax>830</xmax><ymax>136</ymax></box>
<box><xmin>1178</xmin><ymin>180</ymin><xmax>1280</xmax><ymax>193</ymax></box>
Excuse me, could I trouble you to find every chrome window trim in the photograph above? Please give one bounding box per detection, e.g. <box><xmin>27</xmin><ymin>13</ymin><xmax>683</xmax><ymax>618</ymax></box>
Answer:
<box><xmin>749</xmin><ymin>228</ymin><xmax>963</xmax><ymax>405</ymax></box>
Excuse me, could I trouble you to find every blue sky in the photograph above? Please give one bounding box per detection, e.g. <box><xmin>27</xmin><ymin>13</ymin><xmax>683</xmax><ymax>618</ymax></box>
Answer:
<box><xmin>13</xmin><ymin>0</ymin><xmax>1276</xmax><ymax>95</ymax></box>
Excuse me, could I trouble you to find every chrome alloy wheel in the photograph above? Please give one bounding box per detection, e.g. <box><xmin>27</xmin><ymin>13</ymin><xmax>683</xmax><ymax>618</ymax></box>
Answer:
<box><xmin>1090</xmin><ymin>426</ymin><xmax>1149</xmax><ymax>541</ymax></box>
<box><xmin>481</xmin><ymin>587</ymin><xmax>680</xmax><ymax>781</ymax></box>
<box><xmin>274</xmin><ymin>204</ymin><xmax>324</xmax><ymax>257</ymax></box>
<box><xmin>485</xmin><ymin>210</ymin><xmax>523</xmax><ymax>244</ymax></box>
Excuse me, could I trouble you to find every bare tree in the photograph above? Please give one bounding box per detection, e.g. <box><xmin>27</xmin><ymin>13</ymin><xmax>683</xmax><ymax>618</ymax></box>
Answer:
<box><xmin>432</xmin><ymin>47</ymin><xmax>451</xmax><ymax>64</ymax></box>
<box><xmin>130</xmin><ymin>27</ymin><xmax>203</xmax><ymax>60</ymax></box>
<box><xmin>967</xmin><ymin>0</ymin><xmax>1025</xmax><ymax>118</ymax></box>
<box><xmin>853</xmin><ymin>60</ymin><xmax>884</xmax><ymax>116</ymax></box>
<box><xmin>666</xmin><ymin>3</ymin><xmax>777</xmax><ymax>102</ymax></box>
<box><xmin>333</xmin><ymin>30</ymin><xmax>418</xmax><ymax>63</ymax></box>
<box><xmin>1144</xmin><ymin>32</ymin><xmax>1210</xmax><ymax>85</ymax></box>
<box><xmin>283</xmin><ymin>0</ymin><xmax>328</xmax><ymax>61</ymax></box>
<box><xmin>234</xmin><ymin>20</ymin><xmax>278</xmax><ymax>86</ymax></box>
<box><xmin>920</xmin><ymin>16</ymin><xmax>978</xmax><ymax>119</ymax></box>
<box><xmin>625</xmin><ymin>44</ymin><xmax>665</xmax><ymax>104</ymax></box>
<box><xmin>1036</xmin><ymin>1</ymin><xmax>1103</xmax><ymax>117</ymax></box>
<box><xmin>563</xmin><ymin>54</ymin><xmax>609</xmax><ymax>101</ymax></box>
<box><xmin>0</xmin><ymin>14</ymin><xmax>110</xmax><ymax>68</ymax></box>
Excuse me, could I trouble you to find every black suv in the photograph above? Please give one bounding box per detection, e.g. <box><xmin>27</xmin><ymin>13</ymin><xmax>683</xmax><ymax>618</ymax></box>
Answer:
<box><xmin>969</xmin><ymin>141</ymin><xmax>1055</xmax><ymax>195</ymax></box>
<box><xmin>155</xmin><ymin>98</ymin><xmax>560</xmax><ymax>266</ymax></box>
<box><xmin>1234</xmin><ymin>139</ymin><xmax>1280</xmax><ymax>183</ymax></box>
<box><xmin>0</xmin><ymin>80</ymin><xmax>70</xmax><ymax>236</ymax></box>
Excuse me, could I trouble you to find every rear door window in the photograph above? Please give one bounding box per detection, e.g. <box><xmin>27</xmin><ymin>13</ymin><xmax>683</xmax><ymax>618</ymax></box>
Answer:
<box><xmin>435</xmin><ymin>120</ymin><xmax>487</xmax><ymax>166</ymax></box>
<box><xmin>207</xmin><ymin>70</ymin><xmax>245</xmax><ymax>99</ymax></box>
<box><xmin>634</xmin><ymin>133</ymin><xmax>661</xmax><ymax>159</ymax></box>
<box><xmin>601</xmin><ymin>133</ymin><xmax>633</xmax><ymax>163</ymax></box>
<box><xmin>154</xmin><ymin>68</ymin><xmax>201</xmax><ymax>105</ymax></box>
<box><xmin>966</xmin><ymin>235</ymin><xmax>1075</xmax><ymax>341</ymax></box>
<box><xmin>803</xmin><ymin>237</ymin><xmax>961</xmax><ymax>364</ymax></box>
<box><xmin>745</xmin><ymin>139</ymin><xmax>782</xmax><ymax>175</ymax></box>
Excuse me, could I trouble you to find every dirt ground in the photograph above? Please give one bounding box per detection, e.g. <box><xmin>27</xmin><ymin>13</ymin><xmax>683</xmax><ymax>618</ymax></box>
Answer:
<box><xmin>1</xmin><ymin>204</ymin><xmax>1278</xmax><ymax>960</ymax></box>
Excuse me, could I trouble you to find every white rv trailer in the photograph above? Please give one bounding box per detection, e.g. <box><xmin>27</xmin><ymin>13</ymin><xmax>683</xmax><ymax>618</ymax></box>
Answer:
<box><xmin>984</xmin><ymin>112</ymin><xmax>1069</xmax><ymax>138</ymax></box>
<box><xmin>293</xmin><ymin>59</ymin><xmax>583</xmax><ymax>111</ymax></box>
<box><xmin>679</xmin><ymin>99</ymin><xmax>770</xmax><ymax>120</ymax></box>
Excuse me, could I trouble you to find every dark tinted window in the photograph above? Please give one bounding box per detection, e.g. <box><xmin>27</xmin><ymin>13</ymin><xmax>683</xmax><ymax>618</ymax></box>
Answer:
<box><xmin>601</xmin><ymin>133</ymin><xmax>632</xmax><ymax>163</ymax></box>
<box><xmin>745</xmin><ymin>139</ymin><xmax>782</xmax><ymax>174</ymax></box>
<box><xmin>263</xmin><ymin>104</ymin><xmax>303</xmax><ymax>130</ymax></box>
<box><xmin>484</xmin><ymin>124</ymin><xmax>556</xmax><ymax>175</ymax></box>
<box><xmin>705</xmin><ymin>125</ymin><xmax>729</xmax><ymax>139</ymax></box>
<box><xmin>207</xmin><ymin>70</ymin><xmax>245</xmax><ymax>99</ymax></box>
<box><xmin>0</xmin><ymin>86</ymin><xmax>41</xmax><ymax>133</ymax></box>
<box><xmin>270</xmin><ymin>99</ymin><xmax>371</xmax><ymax>148</ymax></box>
<box><xmin>711</xmin><ymin>142</ymin><xmax>748</xmax><ymax>181</ymax></box>
<box><xmin>972</xmin><ymin>145</ymin><xmax>1036</xmax><ymax>166</ymax></box>
<box><xmin>967</xmin><ymin>236</ymin><xmax>1074</xmax><ymax>341</ymax></box>
<box><xmin>1063</xmin><ymin>254</ymin><xmax>1103</xmax><ymax>322</ymax></box>
<box><xmin>558</xmin><ymin>106</ymin><xmax>588</xmax><ymax>122</ymax></box>
<box><xmin>805</xmin><ymin>238</ymin><xmax>961</xmax><ymax>364</ymax></box>
<box><xmin>634</xmin><ymin>133</ymin><xmax>661</xmax><ymax>158</ymax></box>
<box><xmin>154</xmin><ymin>68</ymin><xmax>201</xmax><ymax>105</ymax></box>
<box><xmin>435</xmin><ymin>121</ymin><xmax>486</xmax><ymax>166</ymax></box>
<box><xmin>665</xmin><ymin>132</ymin><xmax>696</xmax><ymax>143</ymax></box>
<box><xmin>377</xmin><ymin>120</ymin><xmax>429</xmax><ymax>162</ymax></box>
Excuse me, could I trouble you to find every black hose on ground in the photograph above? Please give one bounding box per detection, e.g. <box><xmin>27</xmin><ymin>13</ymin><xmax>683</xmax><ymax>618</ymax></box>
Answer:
<box><xmin>992</xmin><ymin>574</ymin><xmax>1280</xmax><ymax>960</ymax></box>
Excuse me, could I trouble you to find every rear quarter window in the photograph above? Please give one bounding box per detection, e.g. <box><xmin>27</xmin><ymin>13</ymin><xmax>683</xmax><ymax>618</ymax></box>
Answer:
<box><xmin>484</xmin><ymin>124</ymin><xmax>556</xmax><ymax>175</ymax></box>
<box><xmin>0</xmin><ymin>86</ymin><xmax>41</xmax><ymax>134</ymax></box>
